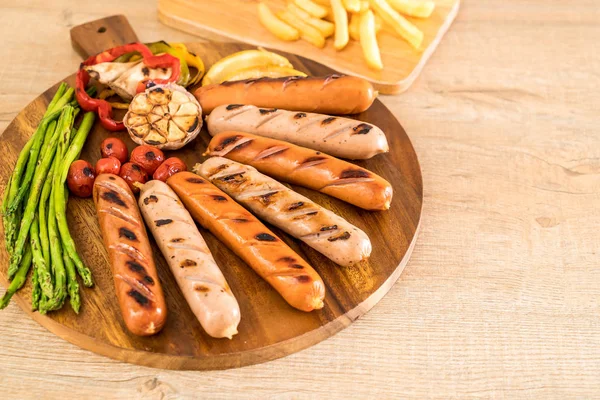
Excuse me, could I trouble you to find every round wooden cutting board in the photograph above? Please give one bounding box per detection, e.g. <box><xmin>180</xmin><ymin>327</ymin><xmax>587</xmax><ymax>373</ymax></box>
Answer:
<box><xmin>0</xmin><ymin>16</ymin><xmax>422</xmax><ymax>370</ymax></box>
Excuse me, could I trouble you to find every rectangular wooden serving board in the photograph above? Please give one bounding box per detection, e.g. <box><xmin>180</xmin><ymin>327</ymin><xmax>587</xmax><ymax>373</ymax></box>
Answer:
<box><xmin>158</xmin><ymin>0</ymin><xmax>460</xmax><ymax>94</ymax></box>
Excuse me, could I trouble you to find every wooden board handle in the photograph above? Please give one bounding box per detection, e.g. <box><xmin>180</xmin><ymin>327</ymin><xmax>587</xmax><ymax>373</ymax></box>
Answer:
<box><xmin>70</xmin><ymin>15</ymin><xmax>139</xmax><ymax>59</ymax></box>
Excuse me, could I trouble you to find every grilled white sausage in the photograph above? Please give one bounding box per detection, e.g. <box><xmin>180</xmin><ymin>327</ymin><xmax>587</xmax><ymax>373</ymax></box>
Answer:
<box><xmin>137</xmin><ymin>180</ymin><xmax>240</xmax><ymax>339</ymax></box>
<box><xmin>194</xmin><ymin>157</ymin><xmax>372</xmax><ymax>267</ymax></box>
<box><xmin>206</xmin><ymin>104</ymin><xmax>389</xmax><ymax>160</ymax></box>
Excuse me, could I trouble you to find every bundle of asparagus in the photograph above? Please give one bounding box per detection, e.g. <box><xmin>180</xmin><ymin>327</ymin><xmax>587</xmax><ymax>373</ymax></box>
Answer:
<box><xmin>1</xmin><ymin>83</ymin><xmax>96</xmax><ymax>313</ymax></box>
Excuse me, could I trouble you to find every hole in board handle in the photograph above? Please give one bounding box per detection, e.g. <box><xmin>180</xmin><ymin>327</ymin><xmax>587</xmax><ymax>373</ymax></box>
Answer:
<box><xmin>97</xmin><ymin>26</ymin><xmax>106</xmax><ymax>33</ymax></box>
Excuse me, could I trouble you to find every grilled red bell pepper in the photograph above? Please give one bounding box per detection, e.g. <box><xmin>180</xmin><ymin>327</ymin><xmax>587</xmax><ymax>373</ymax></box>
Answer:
<box><xmin>75</xmin><ymin>42</ymin><xmax>180</xmax><ymax>131</ymax></box>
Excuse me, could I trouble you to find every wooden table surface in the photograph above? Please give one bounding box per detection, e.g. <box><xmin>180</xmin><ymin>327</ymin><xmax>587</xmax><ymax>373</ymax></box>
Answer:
<box><xmin>1</xmin><ymin>0</ymin><xmax>599</xmax><ymax>398</ymax></box>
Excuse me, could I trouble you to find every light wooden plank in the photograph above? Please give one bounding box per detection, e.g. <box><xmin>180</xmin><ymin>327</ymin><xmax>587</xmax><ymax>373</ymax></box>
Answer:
<box><xmin>0</xmin><ymin>0</ymin><xmax>599</xmax><ymax>397</ymax></box>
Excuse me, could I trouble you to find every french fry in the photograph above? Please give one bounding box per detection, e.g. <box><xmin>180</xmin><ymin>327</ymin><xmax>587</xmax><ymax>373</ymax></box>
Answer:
<box><xmin>349</xmin><ymin>13</ymin><xmax>361</xmax><ymax>41</ymax></box>
<box><xmin>343</xmin><ymin>0</ymin><xmax>361</xmax><ymax>12</ymax></box>
<box><xmin>331</xmin><ymin>0</ymin><xmax>349</xmax><ymax>50</ymax></box>
<box><xmin>311</xmin><ymin>0</ymin><xmax>331</xmax><ymax>4</ymax></box>
<box><xmin>277</xmin><ymin>10</ymin><xmax>326</xmax><ymax>48</ymax></box>
<box><xmin>287</xmin><ymin>3</ymin><xmax>335</xmax><ymax>37</ymax></box>
<box><xmin>387</xmin><ymin>0</ymin><xmax>435</xmax><ymax>18</ymax></box>
<box><xmin>351</xmin><ymin>9</ymin><xmax>382</xmax><ymax>41</ymax></box>
<box><xmin>294</xmin><ymin>0</ymin><xmax>329</xmax><ymax>18</ymax></box>
<box><xmin>359</xmin><ymin>10</ymin><xmax>383</xmax><ymax>70</ymax></box>
<box><xmin>323</xmin><ymin>6</ymin><xmax>335</xmax><ymax>22</ymax></box>
<box><xmin>359</xmin><ymin>0</ymin><xmax>370</xmax><ymax>12</ymax></box>
<box><xmin>258</xmin><ymin>3</ymin><xmax>300</xmax><ymax>41</ymax></box>
<box><xmin>368</xmin><ymin>0</ymin><xmax>423</xmax><ymax>49</ymax></box>
<box><xmin>374</xmin><ymin>12</ymin><xmax>383</xmax><ymax>32</ymax></box>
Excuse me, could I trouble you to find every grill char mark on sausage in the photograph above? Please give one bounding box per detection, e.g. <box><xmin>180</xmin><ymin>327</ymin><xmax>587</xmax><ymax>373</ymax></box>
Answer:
<box><xmin>352</xmin><ymin>123</ymin><xmax>373</xmax><ymax>135</ymax></box>
<box><xmin>127</xmin><ymin>289</ymin><xmax>149</xmax><ymax>306</ymax></box>
<box><xmin>327</xmin><ymin>231</ymin><xmax>351</xmax><ymax>242</ymax></box>
<box><xmin>143</xmin><ymin>195</ymin><xmax>158</xmax><ymax>205</ymax></box>
<box><xmin>155</xmin><ymin>219</ymin><xmax>173</xmax><ymax>227</ymax></box>
<box><xmin>119</xmin><ymin>228</ymin><xmax>137</xmax><ymax>241</ymax></box>
<box><xmin>255</xmin><ymin>233</ymin><xmax>277</xmax><ymax>242</ymax></box>
<box><xmin>215</xmin><ymin>135</ymin><xmax>242</xmax><ymax>151</ymax></box>
<box><xmin>186</xmin><ymin>177</ymin><xmax>205</xmax><ymax>184</ymax></box>
<box><xmin>340</xmin><ymin>169</ymin><xmax>371</xmax><ymax>179</ymax></box>
<box><xmin>102</xmin><ymin>190</ymin><xmax>127</xmax><ymax>207</ymax></box>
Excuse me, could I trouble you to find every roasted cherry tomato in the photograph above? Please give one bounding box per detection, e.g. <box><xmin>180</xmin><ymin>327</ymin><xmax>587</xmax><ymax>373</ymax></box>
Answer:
<box><xmin>67</xmin><ymin>160</ymin><xmax>96</xmax><ymax>198</ymax></box>
<box><xmin>95</xmin><ymin>156</ymin><xmax>122</xmax><ymax>176</ymax></box>
<box><xmin>129</xmin><ymin>145</ymin><xmax>165</xmax><ymax>175</ymax></box>
<box><xmin>100</xmin><ymin>137</ymin><xmax>128</xmax><ymax>163</ymax></box>
<box><xmin>120</xmin><ymin>162</ymin><xmax>148</xmax><ymax>193</ymax></box>
<box><xmin>153</xmin><ymin>157</ymin><xmax>187</xmax><ymax>182</ymax></box>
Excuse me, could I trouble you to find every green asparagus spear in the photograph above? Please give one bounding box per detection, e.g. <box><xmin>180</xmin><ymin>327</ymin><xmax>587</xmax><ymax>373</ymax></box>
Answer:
<box><xmin>8</xmin><ymin>107</ymin><xmax>73</xmax><ymax>277</ymax></box>
<box><xmin>31</xmin><ymin>264</ymin><xmax>40</xmax><ymax>311</ymax></box>
<box><xmin>2</xmin><ymin>175</ymin><xmax>11</xmax><ymax>215</ymax></box>
<box><xmin>38</xmin><ymin>161</ymin><xmax>55</xmax><ymax>277</ymax></box>
<box><xmin>46</xmin><ymin>191</ymin><xmax>66</xmax><ymax>310</ymax></box>
<box><xmin>38</xmin><ymin>294</ymin><xmax>50</xmax><ymax>314</ymax></box>
<box><xmin>0</xmin><ymin>243</ymin><xmax>33</xmax><ymax>309</ymax></box>
<box><xmin>2</xmin><ymin>175</ymin><xmax>13</xmax><ymax>251</ymax></box>
<box><xmin>38</xmin><ymin>120</ymin><xmax>57</xmax><ymax>165</ymax></box>
<box><xmin>30</xmin><ymin>214</ymin><xmax>53</xmax><ymax>298</ymax></box>
<box><xmin>2</xmin><ymin>84</ymin><xmax>68</xmax><ymax>218</ymax></box>
<box><xmin>54</xmin><ymin>112</ymin><xmax>95</xmax><ymax>287</ymax></box>
<box><xmin>63</xmin><ymin>252</ymin><xmax>80</xmax><ymax>313</ymax></box>
<box><xmin>3</xmin><ymin>144</ymin><xmax>32</xmax><ymax>253</ymax></box>
<box><xmin>7</xmin><ymin>109</ymin><xmax>62</xmax><ymax>214</ymax></box>
<box><xmin>47</xmin><ymin>87</ymin><xmax>75</xmax><ymax>114</ymax></box>
<box><xmin>2</xmin><ymin>84</ymin><xmax>72</xmax><ymax>254</ymax></box>
<box><xmin>46</xmin><ymin>83</ymin><xmax>67</xmax><ymax>114</ymax></box>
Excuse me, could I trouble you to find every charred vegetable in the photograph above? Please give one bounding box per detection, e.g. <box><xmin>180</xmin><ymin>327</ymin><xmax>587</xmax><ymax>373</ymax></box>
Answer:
<box><xmin>130</xmin><ymin>145</ymin><xmax>165</xmax><ymax>175</ymax></box>
<box><xmin>76</xmin><ymin>42</ymin><xmax>181</xmax><ymax>131</ymax></box>
<box><xmin>124</xmin><ymin>83</ymin><xmax>202</xmax><ymax>150</ymax></box>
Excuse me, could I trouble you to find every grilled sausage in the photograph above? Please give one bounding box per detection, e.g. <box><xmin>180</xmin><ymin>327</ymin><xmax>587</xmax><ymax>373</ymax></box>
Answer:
<box><xmin>93</xmin><ymin>174</ymin><xmax>167</xmax><ymax>336</ymax></box>
<box><xmin>138</xmin><ymin>180</ymin><xmax>240</xmax><ymax>339</ymax></box>
<box><xmin>167</xmin><ymin>172</ymin><xmax>325</xmax><ymax>312</ymax></box>
<box><xmin>194</xmin><ymin>157</ymin><xmax>372</xmax><ymax>267</ymax></box>
<box><xmin>206</xmin><ymin>104</ymin><xmax>388</xmax><ymax>160</ymax></box>
<box><xmin>205</xmin><ymin>131</ymin><xmax>393</xmax><ymax>210</ymax></box>
<box><xmin>195</xmin><ymin>75</ymin><xmax>376</xmax><ymax>115</ymax></box>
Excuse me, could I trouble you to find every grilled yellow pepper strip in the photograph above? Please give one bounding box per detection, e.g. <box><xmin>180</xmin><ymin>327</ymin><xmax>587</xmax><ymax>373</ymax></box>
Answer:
<box><xmin>169</xmin><ymin>43</ymin><xmax>205</xmax><ymax>85</ymax></box>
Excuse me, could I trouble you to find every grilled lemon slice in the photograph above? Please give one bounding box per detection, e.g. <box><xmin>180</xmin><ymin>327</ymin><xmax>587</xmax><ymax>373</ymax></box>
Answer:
<box><xmin>201</xmin><ymin>48</ymin><xmax>293</xmax><ymax>86</ymax></box>
<box><xmin>124</xmin><ymin>83</ymin><xmax>202</xmax><ymax>150</ymax></box>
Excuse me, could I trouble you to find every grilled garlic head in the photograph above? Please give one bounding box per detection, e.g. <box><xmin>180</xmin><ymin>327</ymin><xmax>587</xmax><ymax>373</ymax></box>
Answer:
<box><xmin>124</xmin><ymin>83</ymin><xmax>202</xmax><ymax>150</ymax></box>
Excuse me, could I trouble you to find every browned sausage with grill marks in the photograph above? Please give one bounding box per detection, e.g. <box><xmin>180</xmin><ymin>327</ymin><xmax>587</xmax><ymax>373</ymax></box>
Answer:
<box><xmin>93</xmin><ymin>174</ymin><xmax>167</xmax><ymax>336</ymax></box>
<box><xmin>195</xmin><ymin>75</ymin><xmax>376</xmax><ymax>115</ymax></box>
<box><xmin>205</xmin><ymin>131</ymin><xmax>393</xmax><ymax>210</ymax></box>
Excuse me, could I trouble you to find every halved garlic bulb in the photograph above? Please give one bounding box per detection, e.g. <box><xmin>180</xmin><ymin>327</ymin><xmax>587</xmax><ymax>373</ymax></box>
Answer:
<box><xmin>123</xmin><ymin>83</ymin><xmax>202</xmax><ymax>150</ymax></box>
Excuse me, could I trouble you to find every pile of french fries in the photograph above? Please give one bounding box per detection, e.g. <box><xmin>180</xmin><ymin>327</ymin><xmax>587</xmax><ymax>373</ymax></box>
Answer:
<box><xmin>258</xmin><ymin>0</ymin><xmax>436</xmax><ymax>70</ymax></box>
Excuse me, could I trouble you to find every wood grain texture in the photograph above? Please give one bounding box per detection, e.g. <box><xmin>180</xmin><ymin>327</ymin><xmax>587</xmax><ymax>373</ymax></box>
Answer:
<box><xmin>70</xmin><ymin>14</ymin><xmax>139</xmax><ymax>59</ymax></box>
<box><xmin>0</xmin><ymin>31</ymin><xmax>423</xmax><ymax>369</ymax></box>
<box><xmin>1</xmin><ymin>0</ymin><xmax>600</xmax><ymax>397</ymax></box>
<box><xmin>157</xmin><ymin>0</ymin><xmax>460</xmax><ymax>94</ymax></box>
